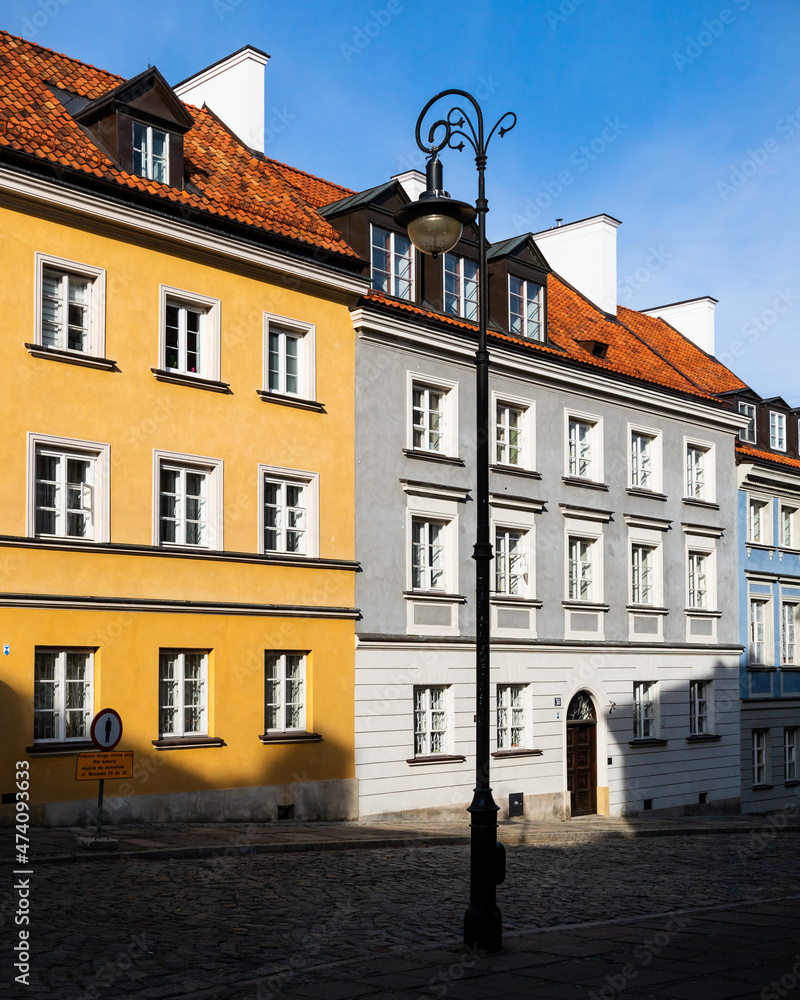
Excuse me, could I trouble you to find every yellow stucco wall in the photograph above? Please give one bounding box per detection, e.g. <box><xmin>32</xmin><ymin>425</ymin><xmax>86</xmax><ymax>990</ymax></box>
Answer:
<box><xmin>0</xmin><ymin>199</ymin><xmax>359</xmax><ymax>812</ymax></box>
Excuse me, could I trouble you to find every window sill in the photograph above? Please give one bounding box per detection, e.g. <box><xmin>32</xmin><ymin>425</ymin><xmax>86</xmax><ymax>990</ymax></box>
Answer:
<box><xmin>26</xmin><ymin>740</ymin><xmax>96</xmax><ymax>756</ymax></box>
<box><xmin>491</xmin><ymin>596</ymin><xmax>542</xmax><ymax>608</ymax></box>
<box><xmin>150</xmin><ymin>368</ymin><xmax>231</xmax><ymax>393</ymax></box>
<box><xmin>490</xmin><ymin>464</ymin><xmax>541</xmax><ymax>479</ymax></box>
<box><xmin>625</xmin><ymin>487</ymin><xmax>668</xmax><ymax>501</ymax></box>
<box><xmin>562</xmin><ymin>476</ymin><xmax>609</xmax><ymax>491</ymax></box>
<box><xmin>747</xmin><ymin>665</ymin><xmax>777</xmax><ymax>672</ymax></box>
<box><xmin>627</xmin><ymin>605</ymin><xmax>669</xmax><ymax>615</ymax></box>
<box><xmin>628</xmin><ymin>738</ymin><xmax>668</xmax><ymax>748</ymax></box>
<box><xmin>685</xmin><ymin>733</ymin><xmax>722</xmax><ymax>743</ymax></box>
<box><xmin>491</xmin><ymin>748</ymin><xmax>543</xmax><ymax>759</ymax></box>
<box><xmin>402</xmin><ymin>449</ymin><xmax>465</xmax><ymax>466</ymax></box>
<box><xmin>256</xmin><ymin>390</ymin><xmax>325</xmax><ymax>412</ymax></box>
<box><xmin>151</xmin><ymin>736</ymin><xmax>226</xmax><ymax>750</ymax></box>
<box><xmin>785</xmin><ymin>779</ymin><xmax>800</xmax><ymax>787</ymax></box>
<box><xmin>25</xmin><ymin>343</ymin><xmax>117</xmax><ymax>371</ymax></box>
<box><xmin>752</xmin><ymin>783</ymin><xmax>774</xmax><ymax>791</ymax></box>
<box><xmin>562</xmin><ymin>600</ymin><xmax>610</xmax><ymax>612</ymax></box>
<box><xmin>747</xmin><ymin>542</ymin><xmax>774</xmax><ymax>551</ymax></box>
<box><xmin>682</xmin><ymin>497</ymin><xmax>720</xmax><ymax>510</ymax></box>
<box><xmin>780</xmin><ymin>665</ymin><xmax>800</xmax><ymax>671</ymax></box>
<box><xmin>258</xmin><ymin>732</ymin><xmax>322</xmax><ymax>744</ymax></box>
<box><xmin>779</xmin><ymin>546</ymin><xmax>800</xmax><ymax>554</ymax></box>
<box><xmin>403</xmin><ymin>591</ymin><xmax>467</xmax><ymax>603</ymax></box>
<box><xmin>684</xmin><ymin>608</ymin><xmax>722</xmax><ymax>618</ymax></box>
<box><xmin>406</xmin><ymin>754</ymin><xmax>466</xmax><ymax>765</ymax></box>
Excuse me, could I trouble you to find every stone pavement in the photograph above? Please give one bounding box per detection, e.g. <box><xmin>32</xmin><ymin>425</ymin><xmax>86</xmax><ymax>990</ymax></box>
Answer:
<box><xmin>2</xmin><ymin>815</ymin><xmax>800</xmax><ymax>999</ymax></box>
<box><xmin>8</xmin><ymin>810</ymin><xmax>800</xmax><ymax>863</ymax></box>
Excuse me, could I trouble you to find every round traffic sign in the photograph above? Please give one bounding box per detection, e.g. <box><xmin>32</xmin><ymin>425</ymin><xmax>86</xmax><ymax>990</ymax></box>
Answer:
<box><xmin>90</xmin><ymin>708</ymin><xmax>123</xmax><ymax>751</ymax></box>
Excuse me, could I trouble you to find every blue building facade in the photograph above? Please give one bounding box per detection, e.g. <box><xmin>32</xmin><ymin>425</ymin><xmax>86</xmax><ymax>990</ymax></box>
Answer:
<box><xmin>728</xmin><ymin>389</ymin><xmax>800</xmax><ymax>812</ymax></box>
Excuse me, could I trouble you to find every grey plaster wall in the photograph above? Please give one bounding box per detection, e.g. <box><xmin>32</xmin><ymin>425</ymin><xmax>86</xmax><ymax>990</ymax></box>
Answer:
<box><xmin>355</xmin><ymin>331</ymin><xmax>741</xmax><ymax>645</ymax></box>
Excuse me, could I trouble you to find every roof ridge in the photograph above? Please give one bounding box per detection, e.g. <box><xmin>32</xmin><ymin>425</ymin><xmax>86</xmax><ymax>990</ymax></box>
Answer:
<box><xmin>263</xmin><ymin>154</ymin><xmax>355</xmax><ymax>198</ymax></box>
<box><xmin>616</xmin><ymin>307</ymin><xmax>711</xmax><ymax>396</ymax></box>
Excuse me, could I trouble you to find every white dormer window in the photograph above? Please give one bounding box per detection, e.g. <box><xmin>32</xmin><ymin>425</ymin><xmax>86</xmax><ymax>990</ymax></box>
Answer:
<box><xmin>443</xmin><ymin>253</ymin><xmax>479</xmax><ymax>321</ymax></box>
<box><xmin>738</xmin><ymin>402</ymin><xmax>757</xmax><ymax>444</ymax></box>
<box><xmin>509</xmin><ymin>277</ymin><xmax>543</xmax><ymax>341</ymax></box>
<box><xmin>371</xmin><ymin>225</ymin><xmax>413</xmax><ymax>300</ymax></box>
<box><xmin>132</xmin><ymin>121</ymin><xmax>168</xmax><ymax>182</ymax></box>
<box><xmin>770</xmin><ymin>411</ymin><xmax>787</xmax><ymax>451</ymax></box>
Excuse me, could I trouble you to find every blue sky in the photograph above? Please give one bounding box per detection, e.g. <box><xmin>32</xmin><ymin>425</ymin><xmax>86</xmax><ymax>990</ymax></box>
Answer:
<box><xmin>4</xmin><ymin>0</ymin><xmax>800</xmax><ymax>402</ymax></box>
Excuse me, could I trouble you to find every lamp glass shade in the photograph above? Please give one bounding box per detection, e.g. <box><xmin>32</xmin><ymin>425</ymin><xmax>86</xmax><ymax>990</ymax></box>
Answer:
<box><xmin>406</xmin><ymin>212</ymin><xmax>464</xmax><ymax>256</ymax></box>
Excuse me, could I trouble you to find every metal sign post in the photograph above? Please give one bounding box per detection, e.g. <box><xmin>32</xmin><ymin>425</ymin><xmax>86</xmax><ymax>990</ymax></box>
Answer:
<box><xmin>79</xmin><ymin>709</ymin><xmax>126</xmax><ymax>844</ymax></box>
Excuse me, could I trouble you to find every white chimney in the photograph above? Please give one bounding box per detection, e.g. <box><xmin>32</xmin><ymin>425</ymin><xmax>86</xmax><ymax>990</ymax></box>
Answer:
<box><xmin>174</xmin><ymin>45</ymin><xmax>269</xmax><ymax>154</ymax></box>
<box><xmin>642</xmin><ymin>297</ymin><xmax>717</xmax><ymax>355</ymax></box>
<box><xmin>532</xmin><ymin>214</ymin><xmax>621</xmax><ymax>316</ymax></box>
<box><xmin>392</xmin><ymin>170</ymin><xmax>426</xmax><ymax>202</ymax></box>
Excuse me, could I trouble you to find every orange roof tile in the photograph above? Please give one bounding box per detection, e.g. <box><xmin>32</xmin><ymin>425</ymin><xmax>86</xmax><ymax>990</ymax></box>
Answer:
<box><xmin>619</xmin><ymin>305</ymin><xmax>747</xmax><ymax>395</ymax></box>
<box><xmin>736</xmin><ymin>444</ymin><xmax>800</xmax><ymax>470</ymax></box>
<box><xmin>267</xmin><ymin>156</ymin><xmax>355</xmax><ymax>209</ymax></box>
<box><xmin>0</xmin><ymin>31</ymin><xmax>360</xmax><ymax>261</ymax></box>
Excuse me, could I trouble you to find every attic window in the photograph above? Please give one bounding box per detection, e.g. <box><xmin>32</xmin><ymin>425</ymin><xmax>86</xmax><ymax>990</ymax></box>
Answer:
<box><xmin>577</xmin><ymin>339</ymin><xmax>609</xmax><ymax>359</ymax></box>
<box><xmin>132</xmin><ymin>122</ymin><xmax>168</xmax><ymax>182</ymax></box>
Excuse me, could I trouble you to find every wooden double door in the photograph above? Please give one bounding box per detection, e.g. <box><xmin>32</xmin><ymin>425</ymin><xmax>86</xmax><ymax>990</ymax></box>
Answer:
<box><xmin>566</xmin><ymin>691</ymin><xmax>597</xmax><ymax>816</ymax></box>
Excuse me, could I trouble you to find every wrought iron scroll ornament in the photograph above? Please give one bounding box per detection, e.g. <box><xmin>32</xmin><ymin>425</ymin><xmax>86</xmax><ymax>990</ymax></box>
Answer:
<box><xmin>412</xmin><ymin>89</ymin><xmax>517</xmax><ymax>167</ymax></box>
<box><xmin>567</xmin><ymin>691</ymin><xmax>597</xmax><ymax>722</ymax></box>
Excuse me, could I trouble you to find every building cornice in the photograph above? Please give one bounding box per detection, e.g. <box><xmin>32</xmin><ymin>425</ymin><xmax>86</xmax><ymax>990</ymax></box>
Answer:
<box><xmin>352</xmin><ymin>305</ymin><xmax>747</xmax><ymax>433</ymax></box>
<box><xmin>0</xmin><ymin>165</ymin><xmax>370</xmax><ymax>303</ymax></box>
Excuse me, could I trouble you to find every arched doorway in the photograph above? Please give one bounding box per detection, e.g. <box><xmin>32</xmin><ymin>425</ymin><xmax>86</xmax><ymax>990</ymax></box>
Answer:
<box><xmin>567</xmin><ymin>691</ymin><xmax>597</xmax><ymax>816</ymax></box>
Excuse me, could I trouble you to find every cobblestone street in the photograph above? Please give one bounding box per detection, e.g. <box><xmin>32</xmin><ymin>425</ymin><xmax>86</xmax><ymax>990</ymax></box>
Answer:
<box><xmin>3</xmin><ymin>831</ymin><xmax>800</xmax><ymax>999</ymax></box>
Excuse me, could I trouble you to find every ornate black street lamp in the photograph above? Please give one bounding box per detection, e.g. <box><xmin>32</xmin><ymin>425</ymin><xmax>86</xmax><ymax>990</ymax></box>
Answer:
<box><xmin>395</xmin><ymin>91</ymin><xmax>516</xmax><ymax>953</ymax></box>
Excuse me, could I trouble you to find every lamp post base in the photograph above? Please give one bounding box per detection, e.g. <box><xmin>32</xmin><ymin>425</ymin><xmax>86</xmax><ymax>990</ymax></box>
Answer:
<box><xmin>464</xmin><ymin>904</ymin><xmax>502</xmax><ymax>953</ymax></box>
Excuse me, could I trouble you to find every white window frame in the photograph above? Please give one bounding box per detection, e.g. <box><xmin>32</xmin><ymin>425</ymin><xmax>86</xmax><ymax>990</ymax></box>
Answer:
<box><xmin>158</xmin><ymin>649</ymin><xmax>208</xmax><ymax>738</ymax></box>
<box><xmin>630</xmin><ymin>543</ymin><xmax>657</xmax><ymax>606</ymax></box>
<box><xmin>264</xmin><ymin>652</ymin><xmax>307</xmax><ymax>733</ymax></box>
<box><xmin>633</xmin><ymin>681</ymin><xmax>657</xmax><ymax>740</ymax></box>
<box><xmin>159</xmin><ymin>285</ymin><xmax>221</xmax><ymax>381</ymax></box>
<box><xmin>259</xmin><ymin>465</ymin><xmax>319</xmax><ymax>558</ymax></box>
<box><xmin>493</xmin><ymin>525</ymin><xmax>530</xmax><ymax>598</ymax></box>
<box><xmin>686</xmin><ymin>548</ymin><xmax>715</xmax><ymax>611</ymax></box>
<box><xmin>753</xmin><ymin>729</ymin><xmax>768</xmax><ymax>786</ymax></box>
<box><xmin>443</xmin><ymin>252</ymin><xmax>479</xmax><ymax>321</ymax></box>
<box><xmin>132</xmin><ymin>120</ymin><xmax>169</xmax><ymax>182</ymax></box>
<box><xmin>34</xmin><ymin>253</ymin><xmax>107</xmax><ymax>358</ymax></box>
<box><xmin>410</xmin><ymin>517</ymin><xmax>449</xmax><ymax>592</ymax></box>
<box><xmin>684</xmin><ymin>438</ymin><xmax>715</xmax><ymax>502</ymax></box>
<box><xmin>407</xmin><ymin>373</ymin><xmax>459</xmax><ymax>457</ymax></box>
<box><xmin>508</xmin><ymin>275</ymin><xmax>544</xmax><ymax>341</ymax></box>
<box><xmin>371</xmin><ymin>224</ymin><xmax>414</xmax><ymax>300</ymax></box>
<box><xmin>785</xmin><ymin>727</ymin><xmax>798</xmax><ymax>782</ymax></box>
<box><xmin>33</xmin><ymin>648</ymin><xmax>93</xmax><ymax>743</ymax></box>
<box><xmin>492</xmin><ymin>391</ymin><xmax>534</xmax><ymax>470</ymax></box>
<box><xmin>413</xmin><ymin>685</ymin><xmax>450</xmax><ymax>756</ymax></box>
<box><xmin>27</xmin><ymin>433</ymin><xmax>110</xmax><ymax>543</ymax></box>
<box><xmin>689</xmin><ymin>679</ymin><xmax>712</xmax><ymax>736</ymax></box>
<box><xmin>567</xmin><ymin>535</ymin><xmax>596</xmax><ymax>602</ymax></box>
<box><xmin>770</xmin><ymin>411</ymin><xmax>787</xmax><ymax>451</ymax></box>
<box><xmin>496</xmin><ymin>683</ymin><xmax>527</xmax><ymax>750</ymax></box>
<box><xmin>749</xmin><ymin>597</ymin><xmax>771</xmax><ymax>666</ymax></box>
<box><xmin>782</xmin><ymin>601</ymin><xmax>798</xmax><ymax>665</ymax></box>
<box><xmin>747</xmin><ymin>495</ymin><xmax>771</xmax><ymax>545</ymax></box>
<box><xmin>263</xmin><ymin>312</ymin><xmax>316</xmax><ymax>400</ymax></box>
<box><xmin>565</xmin><ymin>410</ymin><xmax>603</xmax><ymax>483</ymax></box>
<box><xmin>153</xmin><ymin>450</ymin><xmax>223</xmax><ymax>550</ymax></box>
<box><xmin>780</xmin><ymin>504</ymin><xmax>799</xmax><ymax>549</ymax></box>
<box><xmin>628</xmin><ymin>424</ymin><xmax>662</xmax><ymax>493</ymax></box>
<box><xmin>738</xmin><ymin>402</ymin><xmax>757</xmax><ymax>444</ymax></box>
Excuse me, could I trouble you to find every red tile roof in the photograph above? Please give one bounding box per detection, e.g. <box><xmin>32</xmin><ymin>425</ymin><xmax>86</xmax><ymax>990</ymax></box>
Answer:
<box><xmin>736</xmin><ymin>444</ymin><xmax>800</xmax><ymax>470</ymax></box>
<box><xmin>365</xmin><ymin>278</ymin><xmax>724</xmax><ymax>404</ymax></box>
<box><xmin>618</xmin><ymin>306</ymin><xmax>747</xmax><ymax>395</ymax></box>
<box><xmin>0</xmin><ymin>31</ymin><xmax>359</xmax><ymax>260</ymax></box>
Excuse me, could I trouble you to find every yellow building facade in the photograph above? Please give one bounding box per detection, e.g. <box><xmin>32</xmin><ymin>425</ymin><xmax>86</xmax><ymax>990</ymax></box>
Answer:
<box><xmin>0</xmin><ymin>36</ymin><xmax>368</xmax><ymax>825</ymax></box>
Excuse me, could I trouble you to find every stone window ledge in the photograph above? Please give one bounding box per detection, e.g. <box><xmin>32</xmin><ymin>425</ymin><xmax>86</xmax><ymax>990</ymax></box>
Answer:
<box><xmin>150</xmin><ymin>368</ymin><xmax>231</xmax><ymax>393</ymax></box>
<box><xmin>628</xmin><ymin>738</ymin><xmax>668</xmax><ymax>748</ymax></box>
<box><xmin>256</xmin><ymin>390</ymin><xmax>325</xmax><ymax>412</ymax></box>
<box><xmin>25</xmin><ymin>343</ymin><xmax>117</xmax><ymax>370</ymax></box>
<box><xmin>151</xmin><ymin>736</ymin><xmax>226</xmax><ymax>750</ymax></box>
<box><xmin>258</xmin><ymin>732</ymin><xmax>322</xmax><ymax>744</ymax></box>
<box><xmin>26</xmin><ymin>740</ymin><xmax>95</xmax><ymax>756</ymax></box>
<box><xmin>491</xmin><ymin>748</ymin><xmax>543</xmax><ymax>759</ymax></box>
<box><xmin>406</xmin><ymin>754</ymin><xmax>466</xmax><ymax>765</ymax></box>
<box><xmin>402</xmin><ymin>449</ymin><xmax>465</xmax><ymax>466</ymax></box>
<box><xmin>686</xmin><ymin>733</ymin><xmax>722</xmax><ymax>743</ymax></box>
